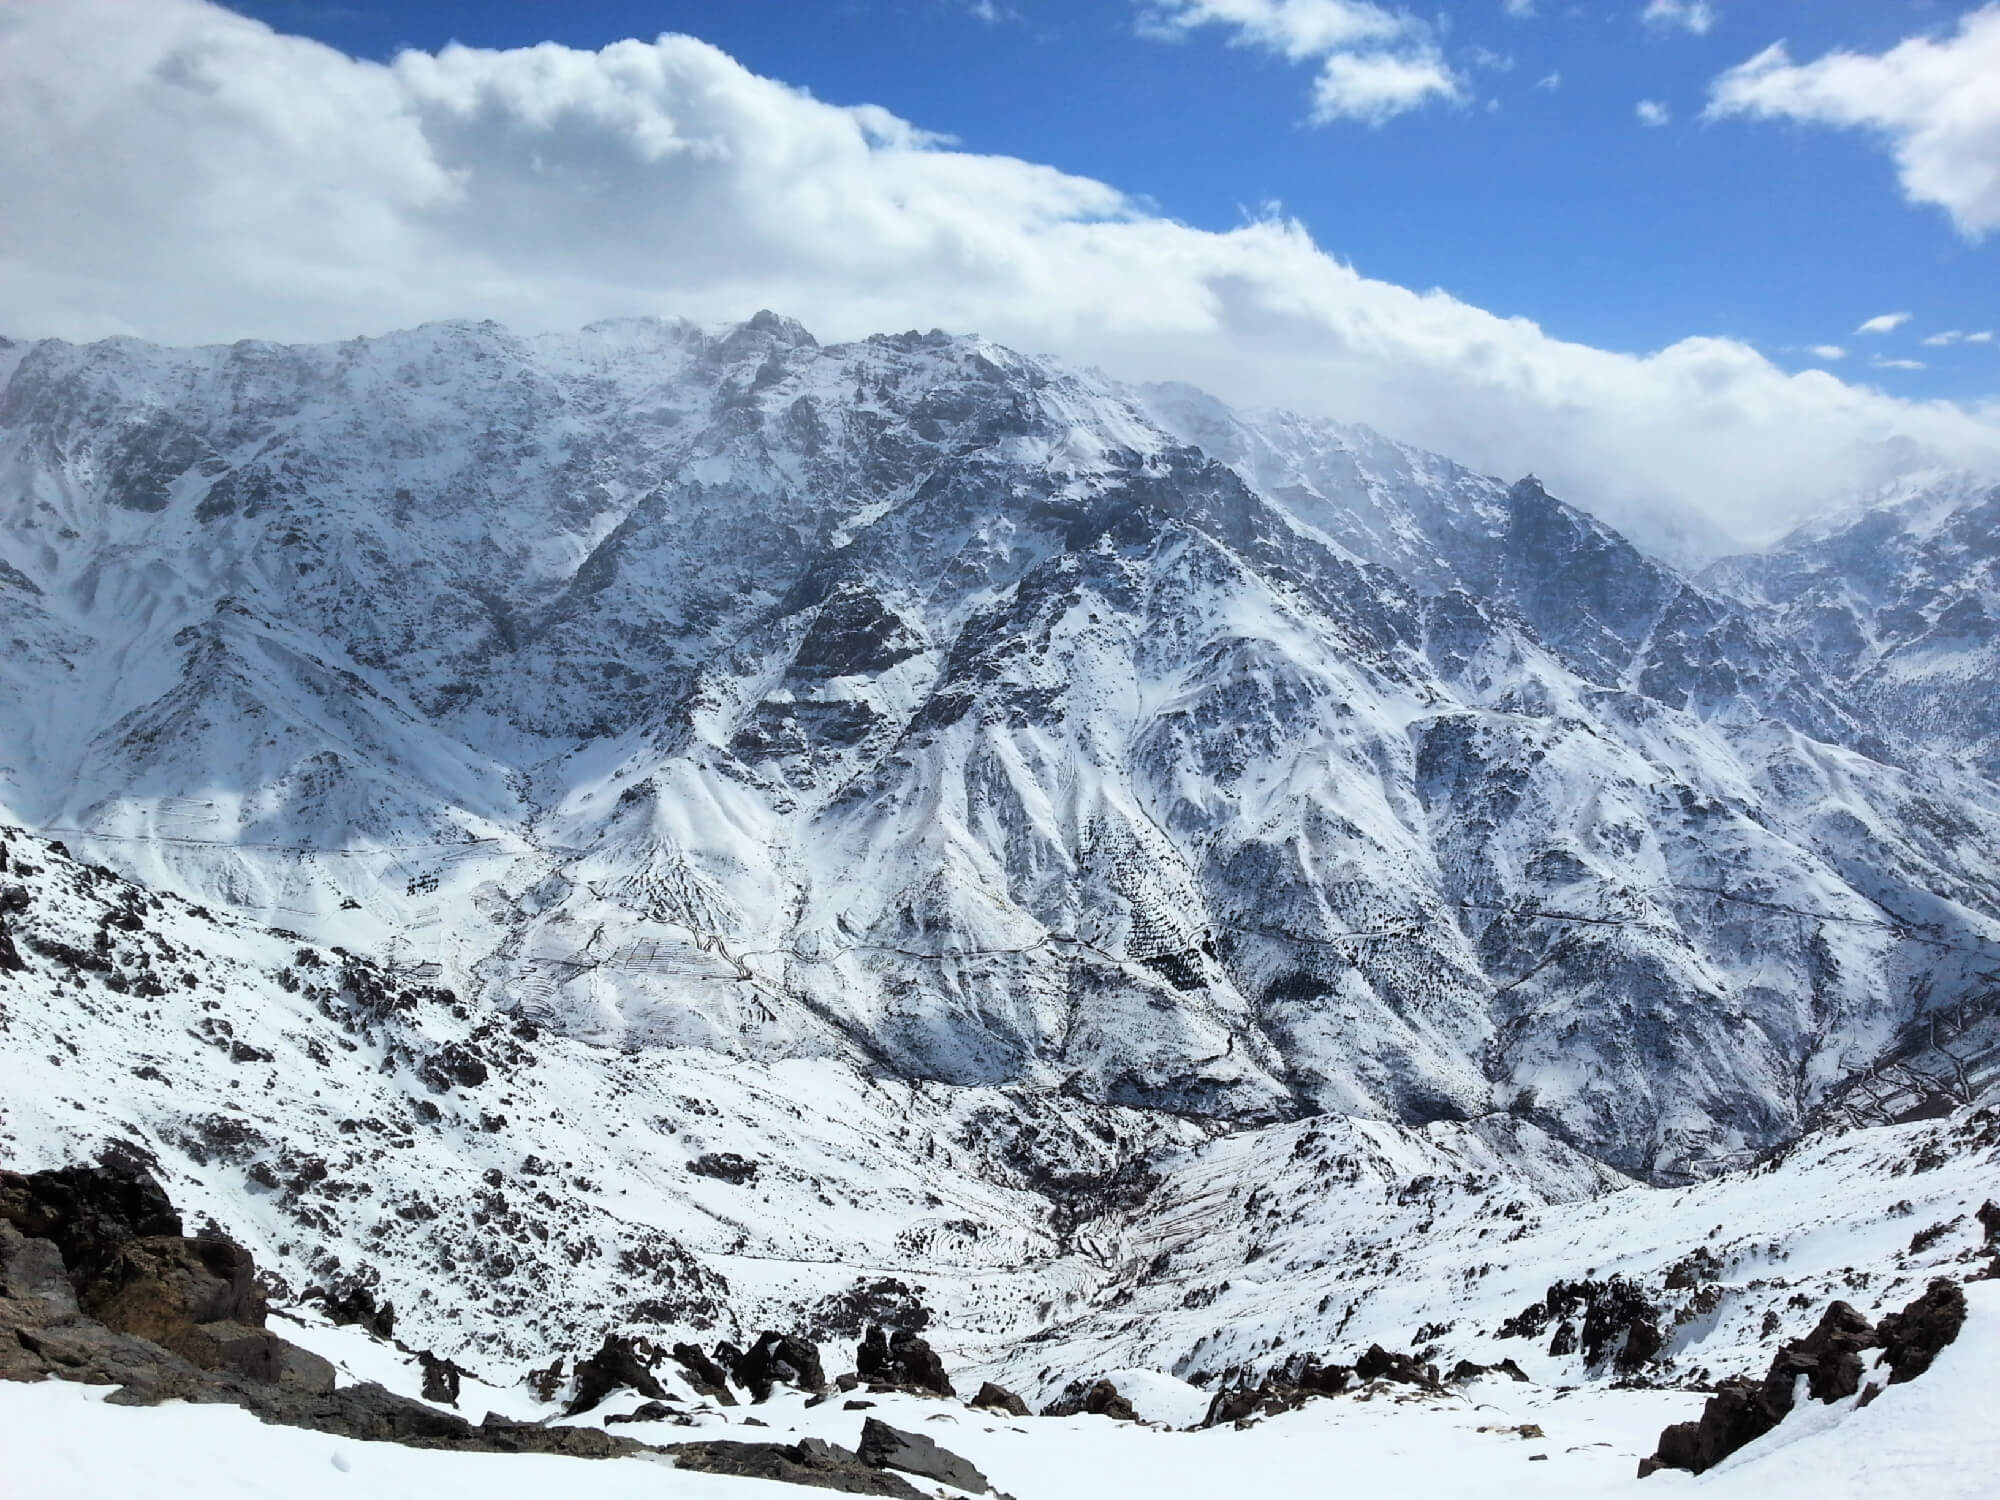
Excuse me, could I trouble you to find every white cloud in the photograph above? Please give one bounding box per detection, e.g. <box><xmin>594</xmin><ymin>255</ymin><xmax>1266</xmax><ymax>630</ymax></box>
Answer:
<box><xmin>1855</xmin><ymin>313</ymin><xmax>1912</xmax><ymax>335</ymax></box>
<box><xmin>1871</xmin><ymin>357</ymin><xmax>1927</xmax><ymax>371</ymax></box>
<box><xmin>1536</xmin><ymin>70</ymin><xmax>1561</xmax><ymax>91</ymax></box>
<box><xmin>1139</xmin><ymin>0</ymin><xmax>1465</xmax><ymax>124</ymax></box>
<box><xmin>1311</xmin><ymin>50</ymin><xmax>1463</xmax><ymax>124</ymax></box>
<box><xmin>1</xmin><ymin>0</ymin><xmax>1997</xmax><ymax>553</ymax></box>
<box><xmin>1969</xmin><ymin>331</ymin><xmax>1996</xmax><ymax>344</ymax></box>
<box><xmin>1923</xmin><ymin>330</ymin><xmax>1965</xmax><ymax>346</ymax></box>
<box><xmin>1808</xmin><ymin>345</ymin><xmax>1846</xmax><ymax>361</ymax></box>
<box><xmin>1636</xmin><ymin>100</ymin><xmax>1671</xmax><ymax>127</ymax></box>
<box><xmin>1706</xmin><ymin>8</ymin><xmax>2000</xmax><ymax>237</ymax></box>
<box><xmin>1502</xmin><ymin>0</ymin><xmax>1536</xmax><ymax>16</ymax></box>
<box><xmin>1642</xmin><ymin>1</ymin><xmax>1717</xmax><ymax>38</ymax></box>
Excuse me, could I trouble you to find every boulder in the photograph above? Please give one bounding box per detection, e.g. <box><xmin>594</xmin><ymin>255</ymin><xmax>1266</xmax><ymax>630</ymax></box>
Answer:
<box><xmin>734</xmin><ymin>1330</ymin><xmax>828</xmax><ymax>1402</ymax></box>
<box><xmin>318</xmin><ymin>1283</ymin><xmax>395</xmax><ymax>1340</ymax></box>
<box><xmin>1040</xmin><ymin>1377</ymin><xmax>1137</xmax><ymax>1421</ymax></box>
<box><xmin>858</xmin><ymin>1417</ymin><xmax>995</xmax><ymax>1494</ymax></box>
<box><xmin>419</xmin><ymin>1349</ymin><xmax>466</xmax><ymax>1406</ymax></box>
<box><xmin>0</xmin><ymin>1162</ymin><xmax>182</xmax><ymax>1275</ymax></box>
<box><xmin>671</xmin><ymin>1340</ymin><xmax>738</xmax><ymax>1405</ymax></box>
<box><xmin>971</xmin><ymin>1381</ymin><xmax>1030</xmax><ymax>1416</ymax></box>
<box><xmin>856</xmin><ymin>1324</ymin><xmax>954</xmax><ymax>1397</ymax></box>
<box><xmin>565</xmin><ymin>1332</ymin><xmax>668</xmax><ymax>1416</ymax></box>
<box><xmin>670</xmin><ymin>1437</ymin><xmax>927</xmax><ymax>1498</ymax></box>
<box><xmin>1878</xmin><ymin>1278</ymin><xmax>1967</xmax><ymax>1384</ymax></box>
<box><xmin>1354</xmin><ymin>1345</ymin><xmax>1440</xmax><ymax>1388</ymax></box>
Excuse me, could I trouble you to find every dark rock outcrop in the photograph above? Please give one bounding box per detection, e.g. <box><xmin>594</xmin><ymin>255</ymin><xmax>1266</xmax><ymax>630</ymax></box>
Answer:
<box><xmin>858</xmin><ymin>1417</ymin><xmax>996</xmax><ymax>1494</ymax></box>
<box><xmin>671</xmin><ymin>1340</ymin><xmax>739</xmax><ymax>1405</ymax></box>
<box><xmin>669</xmin><ymin>1437</ymin><xmax>927</xmax><ymax>1498</ymax></box>
<box><xmin>565</xmin><ymin>1332</ymin><xmax>669</xmax><ymax>1416</ymax></box>
<box><xmin>1878</xmin><ymin>1278</ymin><xmax>1967</xmax><ymax>1384</ymax></box>
<box><xmin>1354</xmin><ymin>1345</ymin><xmax>1440</xmax><ymax>1389</ymax></box>
<box><xmin>1200</xmin><ymin>1354</ymin><xmax>1353</xmax><ymax>1428</ymax></box>
<box><xmin>1498</xmin><ymin>1277</ymin><xmax>1662</xmax><ymax>1371</ymax></box>
<box><xmin>1040</xmin><ymin>1377</ymin><xmax>1137</xmax><ymax>1421</ymax></box>
<box><xmin>971</xmin><ymin>1381</ymin><xmax>1030</xmax><ymax>1416</ymax></box>
<box><xmin>733</xmin><ymin>1330</ymin><xmax>828</xmax><ymax>1402</ymax></box>
<box><xmin>855</xmin><ymin>1324</ymin><xmax>954</xmax><ymax>1397</ymax></box>
<box><xmin>0</xmin><ymin>1177</ymin><xmax>643</xmax><ymax>1462</ymax></box>
<box><xmin>317</xmin><ymin>1283</ymin><xmax>395</xmax><ymax>1340</ymax></box>
<box><xmin>419</xmin><ymin>1349</ymin><xmax>466</xmax><ymax>1406</ymax></box>
<box><xmin>1641</xmin><ymin>1286</ymin><xmax>1966</xmax><ymax>1478</ymax></box>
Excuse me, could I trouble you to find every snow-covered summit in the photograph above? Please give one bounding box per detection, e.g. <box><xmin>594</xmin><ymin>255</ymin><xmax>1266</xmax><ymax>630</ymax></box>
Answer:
<box><xmin>1</xmin><ymin>314</ymin><xmax>1997</xmax><ymax>1196</ymax></box>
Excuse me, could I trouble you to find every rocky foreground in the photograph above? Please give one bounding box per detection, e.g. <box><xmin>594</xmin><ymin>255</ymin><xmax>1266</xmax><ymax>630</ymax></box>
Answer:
<box><xmin>4</xmin><ymin>1159</ymin><xmax>1990</xmax><ymax>1494</ymax></box>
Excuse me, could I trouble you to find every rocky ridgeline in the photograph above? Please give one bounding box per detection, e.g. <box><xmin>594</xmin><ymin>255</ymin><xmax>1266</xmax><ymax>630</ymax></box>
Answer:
<box><xmin>1638</xmin><ymin>1277</ymin><xmax>1973</xmax><ymax>1478</ymax></box>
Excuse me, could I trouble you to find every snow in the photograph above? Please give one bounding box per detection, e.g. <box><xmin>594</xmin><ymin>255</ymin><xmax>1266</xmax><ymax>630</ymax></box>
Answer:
<box><xmin>12</xmin><ymin>1287</ymin><xmax>2000</xmax><ymax>1499</ymax></box>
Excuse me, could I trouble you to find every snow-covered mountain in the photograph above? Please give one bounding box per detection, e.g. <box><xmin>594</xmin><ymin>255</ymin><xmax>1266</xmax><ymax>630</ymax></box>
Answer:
<box><xmin>1705</xmin><ymin>472</ymin><xmax>2000</xmax><ymax>781</ymax></box>
<box><xmin>3</xmin><ymin>314</ymin><xmax>1999</xmax><ymax>1196</ymax></box>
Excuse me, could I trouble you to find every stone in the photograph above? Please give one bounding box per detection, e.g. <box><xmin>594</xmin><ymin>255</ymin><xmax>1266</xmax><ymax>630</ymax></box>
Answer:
<box><xmin>1878</xmin><ymin>1278</ymin><xmax>1967</xmax><ymax>1384</ymax></box>
<box><xmin>565</xmin><ymin>1332</ymin><xmax>668</xmax><ymax>1416</ymax></box>
<box><xmin>670</xmin><ymin>1340</ymin><xmax>738</xmax><ymax>1405</ymax></box>
<box><xmin>970</xmin><ymin>1381</ymin><xmax>1030</xmax><ymax>1416</ymax></box>
<box><xmin>669</xmin><ymin>1437</ymin><xmax>928</xmax><ymax>1498</ymax></box>
<box><xmin>855</xmin><ymin>1324</ymin><xmax>954</xmax><ymax>1397</ymax></box>
<box><xmin>419</xmin><ymin>1349</ymin><xmax>465</xmax><ymax>1406</ymax></box>
<box><xmin>1040</xmin><ymin>1377</ymin><xmax>1137</xmax><ymax>1421</ymax></box>
<box><xmin>858</xmin><ymin>1417</ymin><xmax>995</xmax><ymax>1494</ymax></box>
<box><xmin>733</xmin><ymin>1330</ymin><xmax>828</xmax><ymax>1402</ymax></box>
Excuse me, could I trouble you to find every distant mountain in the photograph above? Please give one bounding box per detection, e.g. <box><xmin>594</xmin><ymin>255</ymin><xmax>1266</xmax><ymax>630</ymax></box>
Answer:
<box><xmin>1</xmin><ymin>314</ymin><xmax>1997</xmax><ymax>1198</ymax></box>
<box><xmin>1705</xmin><ymin>472</ymin><xmax>2000</xmax><ymax>780</ymax></box>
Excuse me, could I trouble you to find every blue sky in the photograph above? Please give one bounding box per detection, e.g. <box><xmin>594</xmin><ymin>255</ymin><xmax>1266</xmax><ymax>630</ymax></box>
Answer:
<box><xmin>224</xmin><ymin>0</ymin><xmax>1996</xmax><ymax>401</ymax></box>
<box><xmin>3</xmin><ymin>1</ymin><xmax>1998</xmax><ymax>546</ymax></box>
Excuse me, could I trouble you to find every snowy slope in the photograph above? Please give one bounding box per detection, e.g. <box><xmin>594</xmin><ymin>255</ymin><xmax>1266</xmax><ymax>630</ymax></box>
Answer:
<box><xmin>1705</xmin><ymin>472</ymin><xmax>2000</xmax><ymax>780</ymax></box>
<box><xmin>4</xmin><ymin>316</ymin><xmax>1998</xmax><ymax>1187</ymax></box>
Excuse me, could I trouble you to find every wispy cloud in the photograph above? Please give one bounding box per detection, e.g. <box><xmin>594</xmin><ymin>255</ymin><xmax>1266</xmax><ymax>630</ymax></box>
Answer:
<box><xmin>1502</xmin><ymin>0</ymin><xmax>1537</xmax><ymax>17</ymax></box>
<box><xmin>1636</xmin><ymin>99</ymin><xmax>1671</xmax><ymax>127</ymax></box>
<box><xmin>1807</xmin><ymin>345</ymin><xmax>1846</xmax><ymax>361</ymax></box>
<box><xmin>1536</xmin><ymin>70</ymin><xmax>1561</xmax><ymax>90</ymax></box>
<box><xmin>1707</xmin><ymin>9</ymin><xmax>2000</xmax><ymax>237</ymax></box>
<box><xmin>1139</xmin><ymin>1</ymin><xmax>1465</xmax><ymax>125</ymax></box>
<box><xmin>1855</xmin><ymin>312</ymin><xmax>1912</xmax><ymax>335</ymax></box>
<box><xmin>1642</xmin><ymin>1</ymin><xmax>1717</xmax><ymax>37</ymax></box>
<box><xmin>1871</xmin><ymin>357</ymin><xmax>1927</xmax><ymax>371</ymax></box>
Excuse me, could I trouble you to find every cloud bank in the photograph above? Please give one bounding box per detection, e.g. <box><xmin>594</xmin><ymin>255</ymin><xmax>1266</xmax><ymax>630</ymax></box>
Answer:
<box><xmin>1708</xmin><ymin>6</ymin><xmax>2000</xmax><ymax>238</ymax></box>
<box><xmin>1</xmin><ymin>0</ymin><xmax>1997</xmax><ymax>552</ymax></box>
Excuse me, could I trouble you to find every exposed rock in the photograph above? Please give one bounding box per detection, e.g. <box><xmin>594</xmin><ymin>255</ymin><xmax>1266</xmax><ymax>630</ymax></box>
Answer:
<box><xmin>606</xmin><ymin>1400</ymin><xmax>688</xmax><ymax>1426</ymax></box>
<box><xmin>1354</xmin><ymin>1345</ymin><xmax>1440</xmax><ymax>1389</ymax></box>
<box><xmin>317</xmin><ymin>1283</ymin><xmax>395</xmax><ymax>1340</ymax></box>
<box><xmin>1498</xmin><ymin>1277</ymin><xmax>1661</xmax><ymax>1371</ymax></box>
<box><xmin>733</xmin><ymin>1330</ymin><xmax>828</xmax><ymax>1402</ymax></box>
<box><xmin>1447</xmin><ymin>1357</ymin><xmax>1530</xmax><ymax>1384</ymax></box>
<box><xmin>565</xmin><ymin>1332</ymin><xmax>668</xmax><ymax>1416</ymax></box>
<box><xmin>671</xmin><ymin>1340</ymin><xmax>738</xmax><ymax>1405</ymax></box>
<box><xmin>1641</xmin><ymin>1297</ymin><xmax>1897</xmax><ymax>1477</ymax></box>
<box><xmin>669</xmin><ymin>1437</ymin><xmax>927</xmax><ymax>1498</ymax></box>
<box><xmin>1200</xmin><ymin>1355</ymin><xmax>1353</xmax><ymax>1428</ymax></box>
<box><xmin>525</xmin><ymin>1355</ymin><xmax>565</xmax><ymax>1403</ymax></box>
<box><xmin>1878</xmin><ymin>1278</ymin><xmax>1967</xmax><ymax>1385</ymax></box>
<box><xmin>1040</xmin><ymin>1377</ymin><xmax>1138</xmax><ymax>1421</ymax></box>
<box><xmin>0</xmin><ymin>1162</ymin><xmax>183</xmax><ymax>1275</ymax></box>
<box><xmin>858</xmin><ymin>1417</ymin><xmax>996</xmax><ymax>1494</ymax></box>
<box><xmin>855</xmin><ymin>1324</ymin><xmax>954</xmax><ymax>1397</ymax></box>
<box><xmin>970</xmin><ymin>1381</ymin><xmax>1030</xmax><ymax>1416</ymax></box>
<box><xmin>419</xmin><ymin>1349</ymin><xmax>466</xmax><ymax>1406</ymax></box>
